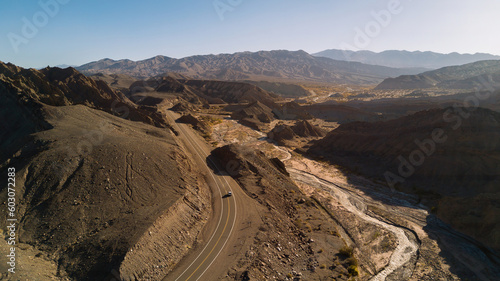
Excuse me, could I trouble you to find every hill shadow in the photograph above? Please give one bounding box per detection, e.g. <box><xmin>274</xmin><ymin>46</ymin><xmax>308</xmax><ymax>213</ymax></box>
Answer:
<box><xmin>300</xmin><ymin>151</ymin><xmax>500</xmax><ymax>280</ymax></box>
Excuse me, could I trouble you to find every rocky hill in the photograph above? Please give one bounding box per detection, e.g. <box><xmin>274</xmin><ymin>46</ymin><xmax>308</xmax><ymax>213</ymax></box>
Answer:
<box><xmin>90</xmin><ymin>73</ymin><xmax>138</xmax><ymax>93</ymax></box>
<box><xmin>0</xmin><ymin>63</ymin><xmax>167</xmax><ymax>131</ymax></box>
<box><xmin>314</xmin><ymin>49</ymin><xmax>500</xmax><ymax>69</ymax></box>
<box><xmin>77</xmin><ymin>50</ymin><xmax>424</xmax><ymax>85</ymax></box>
<box><xmin>308</xmin><ymin>107</ymin><xmax>500</xmax><ymax>252</ymax></box>
<box><xmin>122</xmin><ymin>75</ymin><xmax>280</xmax><ymax>109</ymax></box>
<box><xmin>268</xmin><ymin>120</ymin><xmax>327</xmax><ymax>146</ymax></box>
<box><xmin>0</xmin><ymin>62</ymin><xmax>211</xmax><ymax>280</ymax></box>
<box><xmin>244</xmin><ymin>80</ymin><xmax>312</xmax><ymax>97</ymax></box>
<box><xmin>273</xmin><ymin>101</ymin><xmax>314</xmax><ymax>121</ymax></box>
<box><xmin>375</xmin><ymin>60</ymin><xmax>500</xmax><ymax>90</ymax></box>
<box><xmin>230</xmin><ymin>101</ymin><xmax>276</xmax><ymax>130</ymax></box>
<box><xmin>210</xmin><ymin>144</ymin><xmax>354</xmax><ymax>280</ymax></box>
<box><xmin>181</xmin><ymin>79</ymin><xmax>279</xmax><ymax>106</ymax></box>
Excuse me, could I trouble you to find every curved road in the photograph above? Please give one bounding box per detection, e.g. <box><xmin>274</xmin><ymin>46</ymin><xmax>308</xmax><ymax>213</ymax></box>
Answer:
<box><xmin>163</xmin><ymin>111</ymin><xmax>238</xmax><ymax>281</ymax></box>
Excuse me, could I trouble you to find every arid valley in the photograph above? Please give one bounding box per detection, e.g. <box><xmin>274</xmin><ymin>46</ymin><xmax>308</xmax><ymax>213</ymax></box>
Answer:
<box><xmin>2</xmin><ymin>1</ymin><xmax>500</xmax><ymax>280</ymax></box>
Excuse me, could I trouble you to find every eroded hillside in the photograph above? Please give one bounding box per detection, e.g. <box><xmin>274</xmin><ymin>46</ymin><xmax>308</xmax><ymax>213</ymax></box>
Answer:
<box><xmin>0</xmin><ymin>64</ymin><xmax>211</xmax><ymax>280</ymax></box>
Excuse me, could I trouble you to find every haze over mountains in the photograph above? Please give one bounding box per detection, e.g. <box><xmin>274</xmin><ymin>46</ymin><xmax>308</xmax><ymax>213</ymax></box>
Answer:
<box><xmin>314</xmin><ymin>49</ymin><xmax>500</xmax><ymax>69</ymax></box>
<box><xmin>77</xmin><ymin>50</ymin><xmax>425</xmax><ymax>85</ymax></box>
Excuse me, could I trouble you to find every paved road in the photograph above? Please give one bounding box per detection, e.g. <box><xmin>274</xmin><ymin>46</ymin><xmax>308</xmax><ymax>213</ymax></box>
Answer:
<box><xmin>162</xmin><ymin>111</ymin><xmax>238</xmax><ymax>281</ymax></box>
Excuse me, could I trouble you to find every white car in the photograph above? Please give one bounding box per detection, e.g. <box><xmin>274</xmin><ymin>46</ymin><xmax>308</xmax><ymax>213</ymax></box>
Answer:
<box><xmin>227</xmin><ymin>191</ymin><xmax>232</xmax><ymax>197</ymax></box>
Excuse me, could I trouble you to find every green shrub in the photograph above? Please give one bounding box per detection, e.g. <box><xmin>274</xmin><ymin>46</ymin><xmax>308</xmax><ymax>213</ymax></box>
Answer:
<box><xmin>330</xmin><ymin>230</ymin><xmax>340</xmax><ymax>237</ymax></box>
<box><xmin>348</xmin><ymin>265</ymin><xmax>359</xmax><ymax>276</ymax></box>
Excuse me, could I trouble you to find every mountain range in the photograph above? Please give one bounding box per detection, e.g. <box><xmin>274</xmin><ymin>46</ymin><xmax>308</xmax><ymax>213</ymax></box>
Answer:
<box><xmin>313</xmin><ymin>49</ymin><xmax>500</xmax><ymax>69</ymax></box>
<box><xmin>76</xmin><ymin>50</ymin><xmax>425</xmax><ymax>85</ymax></box>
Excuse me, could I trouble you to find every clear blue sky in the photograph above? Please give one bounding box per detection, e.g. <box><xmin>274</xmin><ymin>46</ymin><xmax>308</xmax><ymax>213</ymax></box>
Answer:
<box><xmin>1</xmin><ymin>0</ymin><xmax>499</xmax><ymax>68</ymax></box>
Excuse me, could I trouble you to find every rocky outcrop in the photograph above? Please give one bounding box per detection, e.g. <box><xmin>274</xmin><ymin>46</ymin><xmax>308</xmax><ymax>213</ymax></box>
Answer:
<box><xmin>268</xmin><ymin>120</ymin><xmax>326</xmax><ymax>145</ymax></box>
<box><xmin>231</xmin><ymin>101</ymin><xmax>276</xmax><ymax>130</ymax></box>
<box><xmin>273</xmin><ymin>101</ymin><xmax>313</xmax><ymax>120</ymax></box>
<box><xmin>293</xmin><ymin>120</ymin><xmax>327</xmax><ymax>138</ymax></box>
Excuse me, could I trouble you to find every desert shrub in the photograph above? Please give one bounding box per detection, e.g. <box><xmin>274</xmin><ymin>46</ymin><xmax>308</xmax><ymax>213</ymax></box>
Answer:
<box><xmin>348</xmin><ymin>265</ymin><xmax>359</xmax><ymax>276</ymax></box>
<box><xmin>330</xmin><ymin>230</ymin><xmax>340</xmax><ymax>237</ymax></box>
<box><xmin>339</xmin><ymin>246</ymin><xmax>354</xmax><ymax>257</ymax></box>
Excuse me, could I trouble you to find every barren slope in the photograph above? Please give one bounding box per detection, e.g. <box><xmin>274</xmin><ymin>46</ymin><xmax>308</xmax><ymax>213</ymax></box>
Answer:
<box><xmin>0</xmin><ymin>63</ymin><xmax>211</xmax><ymax>280</ymax></box>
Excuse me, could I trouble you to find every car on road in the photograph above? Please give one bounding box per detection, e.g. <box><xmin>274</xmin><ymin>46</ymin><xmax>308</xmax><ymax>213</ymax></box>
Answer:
<box><xmin>227</xmin><ymin>191</ymin><xmax>232</xmax><ymax>197</ymax></box>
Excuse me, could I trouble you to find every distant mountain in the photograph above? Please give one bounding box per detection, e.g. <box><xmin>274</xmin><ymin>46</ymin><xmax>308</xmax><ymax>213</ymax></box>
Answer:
<box><xmin>375</xmin><ymin>60</ymin><xmax>500</xmax><ymax>90</ymax></box>
<box><xmin>54</xmin><ymin>64</ymin><xmax>77</xmax><ymax>68</ymax></box>
<box><xmin>76</xmin><ymin>50</ymin><xmax>424</xmax><ymax>85</ymax></box>
<box><xmin>313</xmin><ymin>49</ymin><xmax>500</xmax><ymax>69</ymax></box>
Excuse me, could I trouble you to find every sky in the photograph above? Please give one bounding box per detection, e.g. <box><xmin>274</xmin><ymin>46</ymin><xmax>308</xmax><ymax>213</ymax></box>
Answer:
<box><xmin>1</xmin><ymin>0</ymin><xmax>500</xmax><ymax>68</ymax></box>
